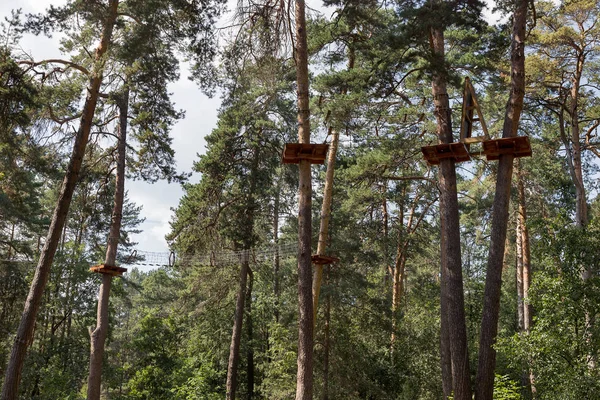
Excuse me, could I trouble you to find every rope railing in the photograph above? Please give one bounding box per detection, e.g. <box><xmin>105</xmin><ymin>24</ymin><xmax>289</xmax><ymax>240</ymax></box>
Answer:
<box><xmin>126</xmin><ymin>241</ymin><xmax>299</xmax><ymax>267</ymax></box>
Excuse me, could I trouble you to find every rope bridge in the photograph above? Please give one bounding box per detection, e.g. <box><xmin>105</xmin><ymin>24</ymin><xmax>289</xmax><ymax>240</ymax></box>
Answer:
<box><xmin>1</xmin><ymin>242</ymin><xmax>300</xmax><ymax>269</ymax></box>
<box><xmin>127</xmin><ymin>241</ymin><xmax>299</xmax><ymax>267</ymax></box>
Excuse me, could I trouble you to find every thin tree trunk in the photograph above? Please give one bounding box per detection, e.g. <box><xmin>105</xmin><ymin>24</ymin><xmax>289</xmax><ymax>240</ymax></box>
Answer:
<box><xmin>273</xmin><ymin>182</ymin><xmax>281</xmax><ymax>324</ymax></box>
<box><xmin>516</xmin><ymin>213</ymin><xmax>524</xmax><ymax>332</ymax></box>
<box><xmin>87</xmin><ymin>274</ymin><xmax>112</xmax><ymax>400</ymax></box>
<box><xmin>294</xmin><ymin>1</ymin><xmax>314</xmax><ymax>399</ymax></box>
<box><xmin>246</xmin><ymin>269</ymin><xmax>254</xmax><ymax>400</ymax></box>
<box><xmin>227</xmin><ymin>143</ymin><xmax>260</xmax><ymax>400</ymax></box>
<box><xmin>322</xmin><ymin>266</ymin><xmax>331</xmax><ymax>400</ymax></box>
<box><xmin>475</xmin><ymin>0</ymin><xmax>527</xmax><ymax>397</ymax></box>
<box><xmin>429</xmin><ymin>26</ymin><xmax>472</xmax><ymax>400</ymax></box>
<box><xmin>0</xmin><ymin>3</ymin><xmax>119</xmax><ymax>398</ymax></box>
<box><xmin>568</xmin><ymin>52</ymin><xmax>594</xmax><ymax>369</ymax></box>
<box><xmin>517</xmin><ymin>162</ymin><xmax>536</xmax><ymax>396</ymax></box>
<box><xmin>87</xmin><ymin>87</ymin><xmax>129</xmax><ymax>400</ymax></box>
<box><xmin>226</xmin><ymin>258</ymin><xmax>249</xmax><ymax>400</ymax></box>
<box><xmin>312</xmin><ymin>46</ymin><xmax>354</xmax><ymax>323</ymax></box>
<box><xmin>382</xmin><ymin>186</ymin><xmax>390</xmax><ymax>286</ymax></box>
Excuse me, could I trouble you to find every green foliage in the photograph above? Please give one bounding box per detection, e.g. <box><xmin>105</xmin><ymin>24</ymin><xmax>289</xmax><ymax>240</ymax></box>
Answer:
<box><xmin>4</xmin><ymin>0</ymin><xmax>600</xmax><ymax>398</ymax></box>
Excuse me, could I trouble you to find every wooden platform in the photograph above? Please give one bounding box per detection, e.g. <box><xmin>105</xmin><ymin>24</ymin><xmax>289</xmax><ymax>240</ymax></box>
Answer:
<box><xmin>282</xmin><ymin>143</ymin><xmax>329</xmax><ymax>164</ymax></box>
<box><xmin>421</xmin><ymin>142</ymin><xmax>471</xmax><ymax>165</ymax></box>
<box><xmin>90</xmin><ymin>264</ymin><xmax>128</xmax><ymax>276</ymax></box>
<box><xmin>311</xmin><ymin>254</ymin><xmax>340</xmax><ymax>265</ymax></box>
<box><xmin>481</xmin><ymin>136</ymin><xmax>532</xmax><ymax>161</ymax></box>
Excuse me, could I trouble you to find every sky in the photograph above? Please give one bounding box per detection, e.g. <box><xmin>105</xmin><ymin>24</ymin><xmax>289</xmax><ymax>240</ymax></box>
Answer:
<box><xmin>1</xmin><ymin>0</ymin><xmax>500</xmax><ymax>257</ymax></box>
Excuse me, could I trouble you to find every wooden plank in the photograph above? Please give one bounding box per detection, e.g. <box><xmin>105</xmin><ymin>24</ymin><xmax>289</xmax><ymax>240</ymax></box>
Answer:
<box><xmin>282</xmin><ymin>143</ymin><xmax>329</xmax><ymax>164</ymax></box>
<box><xmin>421</xmin><ymin>142</ymin><xmax>471</xmax><ymax>165</ymax></box>
<box><xmin>311</xmin><ymin>255</ymin><xmax>339</xmax><ymax>265</ymax></box>
<box><xmin>459</xmin><ymin>77</ymin><xmax>490</xmax><ymax>142</ymax></box>
<box><xmin>482</xmin><ymin>136</ymin><xmax>532</xmax><ymax>161</ymax></box>
<box><xmin>90</xmin><ymin>264</ymin><xmax>127</xmax><ymax>276</ymax></box>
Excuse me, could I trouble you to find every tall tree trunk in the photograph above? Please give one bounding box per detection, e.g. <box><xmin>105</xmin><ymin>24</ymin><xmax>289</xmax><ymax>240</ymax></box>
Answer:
<box><xmin>227</xmin><ymin>144</ymin><xmax>260</xmax><ymax>400</ymax></box>
<box><xmin>322</xmin><ymin>266</ymin><xmax>331</xmax><ymax>400</ymax></box>
<box><xmin>0</xmin><ymin>3</ymin><xmax>119</xmax><ymax>398</ymax></box>
<box><xmin>382</xmin><ymin>185</ymin><xmax>390</xmax><ymax>286</ymax></box>
<box><xmin>440</xmin><ymin>247</ymin><xmax>453</xmax><ymax>400</ymax></box>
<box><xmin>429</xmin><ymin>26</ymin><xmax>472</xmax><ymax>400</ymax></box>
<box><xmin>312</xmin><ymin>127</ymin><xmax>339</xmax><ymax>323</ymax></box>
<box><xmin>273</xmin><ymin>179</ymin><xmax>281</xmax><ymax>324</ymax></box>
<box><xmin>516</xmin><ymin>213</ymin><xmax>524</xmax><ymax>332</ymax></box>
<box><xmin>391</xmin><ymin>190</ymin><xmax>406</xmax><ymax>351</ymax></box>
<box><xmin>87</xmin><ymin>87</ymin><xmax>129</xmax><ymax>400</ymax></box>
<box><xmin>516</xmin><ymin>162</ymin><xmax>536</xmax><ymax>396</ymax></box>
<box><xmin>294</xmin><ymin>1</ymin><xmax>314</xmax><ymax>399</ymax></box>
<box><xmin>475</xmin><ymin>0</ymin><xmax>527</xmax><ymax>398</ymax></box>
<box><xmin>312</xmin><ymin>46</ymin><xmax>354</xmax><ymax>323</ymax></box>
<box><xmin>246</xmin><ymin>269</ymin><xmax>254</xmax><ymax>399</ymax></box>
<box><xmin>567</xmin><ymin>52</ymin><xmax>594</xmax><ymax>369</ymax></box>
<box><xmin>226</xmin><ymin>258</ymin><xmax>249</xmax><ymax>400</ymax></box>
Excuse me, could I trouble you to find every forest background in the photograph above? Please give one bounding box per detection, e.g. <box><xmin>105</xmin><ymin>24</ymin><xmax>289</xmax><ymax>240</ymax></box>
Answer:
<box><xmin>1</xmin><ymin>0</ymin><xmax>600</xmax><ymax>399</ymax></box>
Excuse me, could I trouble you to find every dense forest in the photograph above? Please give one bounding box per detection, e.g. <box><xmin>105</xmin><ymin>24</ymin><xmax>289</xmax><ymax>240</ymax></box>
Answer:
<box><xmin>1</xmin><ymin>0</ymin><xmax>600</xmax><ymax>399</ymax></box>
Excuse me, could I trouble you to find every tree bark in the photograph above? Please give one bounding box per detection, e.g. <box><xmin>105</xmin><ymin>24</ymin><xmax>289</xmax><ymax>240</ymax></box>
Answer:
<box><xmin>87</xmin><ymin>87</ymin><xmax>129</xmax><ymax>400</ymax></box>
<box><xmin>312</xmin><ymin>127</ymin><xmax>338</xmax><ymax>324</ymax></box>
<box><xmin>226</xmin><ymin>258</ymin><xmax>249</xmax><ymax>400</ymax></box>
<box><xmin>0</xmin><ymin>2</ymin><xmax>119</xmax><ymax>398</ymax></box>
<box><xmin>475</xmin><ymin>0</ymin><xmax>527</xmax><ymax>397</ymax></box>
<box><xmin>226</xmin><ymin>139</ymin><xmax>260</xmax><ymax>400</ymax></box>
<box><xmin>322</xmin><ymin>266</ymin><xmax>331</xmax><ymax>400</ymax></box>
<box><xmin>517</xmin><ymin>161</ymin><xmax>536</xmax><ymax>396</ymax></box>
<box><xmin>440</xmin><ymin>249</ymin><xmax>453</xmax><ymax>400</ymax></box>
<box><xmin>429</xmin><ymin>26</ymin><xmax>472</xmax><ymax>400</ymax></box>
<box><xmin>273</xmin><ymin>181</ymin><xmax>281</xmax><ymax>323</ymax></box>
<box><xmin>516</xmin><ymin>214</ymin><xmax>524</xmax><ymax>332</ymax></box>
<box><xmin>87</xmin><ymin>274</ymin><xmax>112</xmax><ymax>400</ymax></box>
<box><xmin>294</xmin><ymin>1</ymin><xmax>314</xmax><ymax>399</ymax></box>
<box><xmin>312</xmin><ymin>46</ymin><xmax>354</xmax><ymax>324</ymax></box>
<box><xmin>246</xmin><ymin>269</ymin><xmax>254</xmax><ymax>400</ymax></box>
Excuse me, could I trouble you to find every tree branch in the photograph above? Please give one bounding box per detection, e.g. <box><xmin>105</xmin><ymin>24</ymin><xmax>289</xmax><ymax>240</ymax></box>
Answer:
<box><xmin>18</xmin><ymin>59</ymin><xmax>90</xmax><ymax>75</ymax></box>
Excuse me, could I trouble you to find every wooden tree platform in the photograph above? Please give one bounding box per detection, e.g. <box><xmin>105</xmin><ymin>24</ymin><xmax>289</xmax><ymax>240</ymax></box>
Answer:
<box><xmin>282</xmin><ymin>143</ymin><xmax>329</xmax><ymax>164</ymax></box>
<box><xmin>89</xmin><ymin>264</ymin><xmax>128</xmax><ymax>276</ymax></box>
<box><xmin>311</xmin><ymin>254</ymin><xmax>339</xmax><ymax>265</ymax></box>
<box><xmin>481</xmin><ymin>136</ymin><xmax>532</xmax><ymax>161</ymax></box>
<box><xmin>421</xmin><ymin>142</ymin><xmax>471</xmax><ymax>165</ymax></box>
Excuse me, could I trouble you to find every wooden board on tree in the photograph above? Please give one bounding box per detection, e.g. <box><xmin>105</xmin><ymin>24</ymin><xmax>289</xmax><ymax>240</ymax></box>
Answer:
<box><xmin>89</xmin><ymin>264</ymin><xmax>128</xmax><ymax>276</ymax></box>
<box><xmin>282</xmin><ymin>143</ymin><xmax>329</xmax><ymax>164</ymax></box>
<box><xmin>421</xmin><ymin>142</ymin><xmax>471</xmax><ymax>165</ymax></box>
<box><xmin>482</xmin><ymin>136</ymin><xmax>532</xmax><ymax>160</ymax></box>
<box><xmin>311</xmin><ymin>254</ymin><xmax>339</xmax><ymax>265</ymax></box>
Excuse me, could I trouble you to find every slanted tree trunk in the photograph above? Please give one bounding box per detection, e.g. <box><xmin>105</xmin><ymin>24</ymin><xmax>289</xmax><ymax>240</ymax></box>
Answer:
<box><xmin>227</xmin><ymin>145</ymin><xmax>260</xmax><ymax>400</ymax></box>
<box><xmin>294</xmin><ymin>1</ymin><xmax>314</xmax><ymax>399</ymax></box>
<box><xmin>475</xmin><ymin>0</ymin><xmax>527</xmax><ymax>398</ymax></box>
<box><xmin>0</xmin><ymin>3</ymin><xmax>119</xmax><ymax>398</ymax></box>
<box><xmin>312</xmin><ymin>127</ymin><xmax>339</xmax><ymax>323</ymax></box>
<box><xmin>429</xmin><ymin>26</ymin><xmax>472</xmax><ymax>400</ymax></box>
<box><xmin>87</xmin><ymin>87</ymin><xmax>129</xmax><ymax>400</ymax></box>
<box><xmin>312</xmin><ymin>47</ymin><xmax>354</xmax><ymax>323</ymax></box>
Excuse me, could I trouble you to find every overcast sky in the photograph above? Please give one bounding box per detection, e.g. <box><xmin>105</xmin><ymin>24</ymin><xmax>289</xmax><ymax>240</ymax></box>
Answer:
<box><xmin>2</xmin><ymin>0</ymin><xmax>499</xmax><ymax>258</ymax></box>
